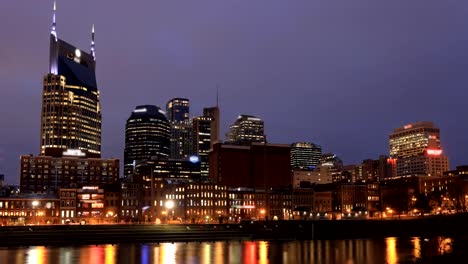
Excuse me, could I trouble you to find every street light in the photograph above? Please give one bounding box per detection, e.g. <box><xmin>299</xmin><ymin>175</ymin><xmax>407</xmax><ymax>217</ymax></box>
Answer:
<box><xmin>32</xmin><ymin>200</ymin><xmax>39</xmax><ymax>225</ymax></box>
<box><xmin>260</xmin><ymin>209</ymin><xmax>266</xmax><ymax>220</ymax></box>
<box><xmin>165</xmin><ymin>200</ymin><xmax>175</xmax><ymax>223</ymax></box>
<box><xmin>386</xmin><ymin>207</ymin><xmax>393</xmax><ymax>218</ymax></box>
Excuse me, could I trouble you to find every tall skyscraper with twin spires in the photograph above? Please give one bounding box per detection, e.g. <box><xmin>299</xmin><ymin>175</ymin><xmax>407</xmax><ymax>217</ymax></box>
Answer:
<box><xmin>20</xmin><ymin>2</ymin><xmax>119</xmax><ymax>194</ymax></box>
<box><xmin>40</xmin><ymin>1</ymin><xmax>101</xmax><ymax>158</ymax></box>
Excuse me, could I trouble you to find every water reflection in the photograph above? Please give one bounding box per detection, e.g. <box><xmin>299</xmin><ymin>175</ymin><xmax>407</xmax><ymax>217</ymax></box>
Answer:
<box><xmin>26</xmin><ymin>246</ymin><xmax>47</xmax><ymax>264</ymax></box>
<box><xmin>386</xmin><ymin>237</ymin><xmax>398</xmax><ymax>264</ymax></box>
<box><xmin>105</xmin><ymin>245</ymin><xmax>115</xmax><ymax>264</ymax></box>
<box><xmin>412</xmin><ymin>237</ymin><xmax>421</xmax><ymax>259</ymax></box>
<box><xmin>0</xmin><ymin>237</ymin><xmax>454</xmax><ymax>264</ymax></box>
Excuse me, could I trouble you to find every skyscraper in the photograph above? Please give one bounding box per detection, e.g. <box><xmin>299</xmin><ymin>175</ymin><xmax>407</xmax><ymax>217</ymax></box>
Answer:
<box><xmin>169</xmin><ymin>123</ymin><xmax>192</xmax><ymax>159</ymax></box>
<box><xmin>203</xmin><ymin>107</ymin><xmax>220</xmax><ymax>148</ymax></box>
<box><xmin>389</xmin><ymin>121</ymin><xmax>449</xmax><ymax>177</ymax></box>
<box><xmin>41</xmin><ymin>2</ymin><xmax>101</xmax><ymax>158</ymax></box>
<box><xmin>166</xmin><ymin>98</ymin><xmax>189</xmax><ymax>123</ymax></box>
<box><xmin>124</xmin><ymin>105</ymin><xmax>170</xmax><ymax>177</ymax></box>
<box><xmin>226</xmin><ymin>115</ymin><xmax>265</xmax><ymax>145</ymax></box>
<box><xmin>192</xmin><ymin>116</ymin><xmax>212</xmax><ymax>178</ymax></box>
<box><xmin>20</xmin><ymin>2</ymin><xmax>119</xmax><ymax>194</ymax></box>
<box><xmin>166</xmin><ymin>98</ymin><xmax>191</xmax><ymax>159</ymax></box>
<box><xmin>290</xmin><ymin>142</ymin><xmax>322</xmax><ymax>170</ymax></box>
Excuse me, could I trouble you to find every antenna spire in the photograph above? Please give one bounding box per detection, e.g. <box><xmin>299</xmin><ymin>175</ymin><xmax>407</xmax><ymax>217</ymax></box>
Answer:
<box><xmin>51</xmin><ymin>0</ymin><xmax>57</xmax><ymax>41</ymax></box>
<box><xmin>91</xmin><ymin>24</ymin><xmax>96</xmax><ymax>60</ymax></box>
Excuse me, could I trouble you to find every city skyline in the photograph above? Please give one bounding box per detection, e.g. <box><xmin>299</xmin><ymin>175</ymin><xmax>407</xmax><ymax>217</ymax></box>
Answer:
<box><xmin>2</xmin><ymin>1</ymin><xmax>468</xmax><ymax>184</ymax></box>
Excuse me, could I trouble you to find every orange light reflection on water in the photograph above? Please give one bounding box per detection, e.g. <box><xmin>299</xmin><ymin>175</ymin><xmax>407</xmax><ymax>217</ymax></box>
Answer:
<box><xmin>412</xmin><ymin>237</ymin><xmax>421</xmax><ymax>259</ymax></box>
<box><xmin>213</xmin><ymin>242</ymin><xmax>224</xmax><ymax>264</ymax></box>
<box><xmin>385</xmin><ymin>237</ymin><xmax>398</xmax><ymax>264</ymax></box>
<box><xmin>244</xmin><ymin>241</ymin><xmax>257</xmax><ymax>264</ymax></box>
<box><xmin>87</xmin><ymin>246</ymin><xmax>104</xmax><ymax>264</ymax></box>
<box><xmin>105</xmin><ymin>245</ymin><xmax>115</xmax><ymax>264</ymax></box>
<box><xmin>259</xmin><ymin>241</ymin><xmax>268</xmax><ymax>264</ymax></box>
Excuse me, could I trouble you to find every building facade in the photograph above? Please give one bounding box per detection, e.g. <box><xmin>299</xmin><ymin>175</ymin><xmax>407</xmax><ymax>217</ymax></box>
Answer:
<box><xmin>290</xmin><ymin>142</ymin><xmax>322</xmax><ymax>170</ymax></box>
<box><xmin>292</xmin><ymin>166</ymin><xmax>334</xmax><ymax>187</ymax></box>
<box><xmin>169</xmin><ymin>123</ymin><xmax>192</xmax><ymax>160</ymax></box>
<box><xmin>0</xmin><ymin>196</ymin><xmax>60</xmax><ymax>225</ymax></box>
<box><xmin>192</xmin><ymin>116</ymin><xmax>212</xmax><ymax>178</ymax></box>
<box><xmin>209</xmin><ymin>143</ymin><xmax>291</xmax><ymax>189</ymax></box>
<box><xmin>226</xmin><ymin>115</ymin><xmax>265</xmax><ymax>145</ymax></box>
<box><xmin>20</xmin><ymin>155</ymin><xmax>119</xmax><ymax>194</ymax></box>
<box><xmin>124</xmin><ymin>105</ymin><xmax>170</xmax><ymax>177</ymax></box>
<box><xmin>389</xmin><ymin>122</ymin><xmax>449</xmax><ymax>177</ymax></box>
<box><xmin>203</xmin><ymin>107</ymin><xmax>220</xmax><ymax>148</ymax></box>
<box><xmin>135</xmin><ymin>159</ymin><xmax>201</xmax><ymax>183</ymax></box>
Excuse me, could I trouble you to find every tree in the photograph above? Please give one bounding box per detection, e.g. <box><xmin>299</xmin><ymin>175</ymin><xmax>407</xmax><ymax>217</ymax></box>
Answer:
<box><xmin>447</xmin><ymin>180</ymin><xmax>466</xmax><ymax>212</ymax></box>
<box><xmin>414</xmin><ymin>193</ymin><xmax>432</xmax><ymax>214</ymax></box>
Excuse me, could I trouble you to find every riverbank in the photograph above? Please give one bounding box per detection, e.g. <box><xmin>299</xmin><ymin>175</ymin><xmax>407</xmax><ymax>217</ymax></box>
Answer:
<box><xmin>2</xmin><ymin>213</ymin><xmax>468</xmax><ymax>247</ymax></box>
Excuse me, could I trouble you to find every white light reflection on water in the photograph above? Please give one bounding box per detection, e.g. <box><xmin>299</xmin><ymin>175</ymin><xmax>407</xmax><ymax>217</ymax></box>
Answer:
<box><xmin>0</xmin><ymin>237</ymin><xmax>454</xmax><ymax>264</ymax></box>
<box><xmin>160</xmin><ymin>243</ymin><xmax>177</xmax><ymax>264</ymax></box>
<box><xmin>26</xmin><ymin>246</ymin><xmax>46</xmax><ymax>264</ymax></box>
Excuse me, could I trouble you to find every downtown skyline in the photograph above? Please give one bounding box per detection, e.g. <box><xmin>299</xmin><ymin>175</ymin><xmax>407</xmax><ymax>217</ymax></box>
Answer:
<box><xmin>1</xmin><ymin>0</ymin><xmax>468</xmax><ymax>184</ymax></box>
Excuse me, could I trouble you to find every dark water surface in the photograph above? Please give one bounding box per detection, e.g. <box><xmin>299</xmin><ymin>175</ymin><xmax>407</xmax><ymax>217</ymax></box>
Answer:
<box><xmin>0</xmin><ymin>237</ymin><xmax>453</xmax><ymax>263</ymax></box>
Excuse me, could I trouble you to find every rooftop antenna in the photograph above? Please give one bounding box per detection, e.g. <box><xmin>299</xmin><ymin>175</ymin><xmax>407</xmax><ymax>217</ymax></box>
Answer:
<box><xmin>91</xmin><ymin>24</ymin><xmax>96</xmax><ymax>60</ymax></box>
<box><xmin>51</xmin><ymin>0</ymin><xmax>57</xmax><ymax>41</ymax></box>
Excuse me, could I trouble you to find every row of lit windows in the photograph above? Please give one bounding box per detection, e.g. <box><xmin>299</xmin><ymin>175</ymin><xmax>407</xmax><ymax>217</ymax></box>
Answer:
<box><xmin>0</xmin><ymin>211</ymin><xmax>57</xmax><ymax>217</ymax></box>
<box><xmin>0</xmin><ymin>201</ymin><xmax>57</xmax><ymax>209</ymax></box>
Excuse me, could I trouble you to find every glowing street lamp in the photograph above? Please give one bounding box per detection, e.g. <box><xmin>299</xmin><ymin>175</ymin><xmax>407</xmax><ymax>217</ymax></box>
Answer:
<box><xmin>260</xmin><ymin>209</ymin><xmax>266</xmax><ymax>220</ymax></box>
<box><xmin>165</xmin><ymin>200</ymin><xmax>175</xmax><ymax>210</ymax></box>
<box><xmin>32</xmin><ymin>200</ymin><xmax>39</xmax><ymax>224</ymax></box>
<box><xmin>165</xmin><ymin>200</ymin><xmax>175</xmax><ymax>223</ymax></box>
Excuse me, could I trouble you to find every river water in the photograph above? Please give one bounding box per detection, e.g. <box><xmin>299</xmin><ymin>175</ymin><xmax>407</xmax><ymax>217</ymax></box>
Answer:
<box><xmin>0</xmin><ymin>237</ymin><xmax>453</xmax><ymax>264</ymax></box>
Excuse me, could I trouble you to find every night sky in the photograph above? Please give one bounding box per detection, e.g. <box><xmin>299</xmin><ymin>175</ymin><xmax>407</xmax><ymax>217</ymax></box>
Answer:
<box><xmin>1</xmin><ymin>0</ymin><xmax>468</xmax><ymax>184</ymax></box>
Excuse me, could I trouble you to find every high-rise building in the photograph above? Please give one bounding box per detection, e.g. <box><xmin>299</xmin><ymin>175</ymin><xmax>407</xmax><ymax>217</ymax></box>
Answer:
<box><xmin>203</xmin><ymin>107</ymin><xmax>220</xmax><ymax>148</ymax></box>
<box><xmin>166</xmin><ymin>98</ymin><xmax>191</xmax><ymax>159</ymax></box>
<box><xmin>124</xmin><ymin>105</ymin><xmax>170</xmax><ymax>177</ymax></box>
<box><xmin>41</xmin><ymin>3</ymin><xmax>101</xmax><ymax>158</ymax></box>
<box><xmin>166</xmin><ymin>98</ymin><xmax>189</xmax><ymax>123</ymax></box>
<box><xmin>226</xmin><ymin>115</ymin><xmax>265</xmax><ymax>145</ymax></box>
<box><xmin>192</xmin><ymin>116</ymin><xmax>212</xmax><ymax>178</ymax></box>
<box><xmin>389</xmin><ymin>122</ymin><xmax>449</xmax><ymax>177</ymax></box>
<box><xmin>19</xmin><ymin>3</ymin><xmax>119</xmax><ymax>194</ymax></box>
<box><xmin>290</xmin><ymin>142</ymin><xmax>322</xmax><ymax>170</ymax></box>
<box><xmin>169</xmin><ymin>123</ymin><xmax>192</xmax><ymax>159</ymax></box>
